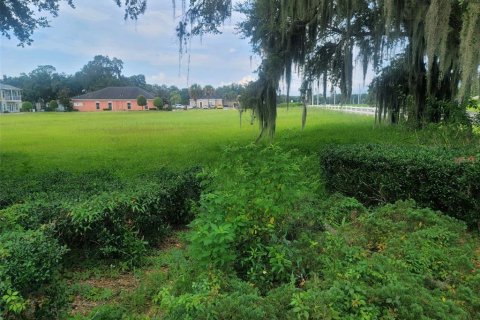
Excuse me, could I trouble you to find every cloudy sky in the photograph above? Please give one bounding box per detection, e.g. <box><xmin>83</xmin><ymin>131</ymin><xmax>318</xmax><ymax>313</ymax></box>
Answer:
<box><xmin>0</xmin><ymin>0</ymin><xmax>372</xmax><ymax>95</ymax></box>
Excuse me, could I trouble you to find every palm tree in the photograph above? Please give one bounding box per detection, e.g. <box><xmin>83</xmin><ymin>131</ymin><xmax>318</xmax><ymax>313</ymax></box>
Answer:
<box><xmin>189</xmin><ymin>84</ymin><xmax>203</xmax><ymax>108</ymax></box>
<box><xmin>203</xmin><ymin>85</ymin><xmax>215</xmax><ymax>108</ymax></box>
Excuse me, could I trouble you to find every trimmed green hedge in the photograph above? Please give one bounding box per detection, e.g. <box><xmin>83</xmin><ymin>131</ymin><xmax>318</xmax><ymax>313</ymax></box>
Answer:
<box><xmin>320</xmin><ymin>144</ymin><xmax>480</xmax><ymax>228</ymax></box>
<box><xmin>0</xmin><ymin>169</ymin><xmax>123</xmax><ymax>209</ymax></box>
<box><xmin>0</xmin><ymin>167</ymin><xmax>203</xmax><ymax>318</ymax></box>
<box><xmin>0</xmin><ymin>167</ymin><xmax>203</xmax><ymax>264</ymax></box>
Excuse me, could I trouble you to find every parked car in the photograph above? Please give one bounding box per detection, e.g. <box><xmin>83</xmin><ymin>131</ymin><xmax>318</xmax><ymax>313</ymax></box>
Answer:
<box><xmin>175</xmin><ymin>104</ymin><xmax>184</xmax><ymax>109</ymax></box>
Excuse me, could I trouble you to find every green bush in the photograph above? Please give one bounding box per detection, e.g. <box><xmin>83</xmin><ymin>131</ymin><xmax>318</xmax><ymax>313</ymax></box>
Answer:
<box><xmin>425</xmin><ymin>97</ymin><xmax>473</xmax><ymax>125</ymax></box>
<box><xmin>0</xmin><ymin>230</ymin><xmax>67</xmax><ymax>294</ymax></box>
<box><xmin>188</xmin><ymin>144</ymin><xmax>321</xmax><ymax>289</ymax></box>
<box><xmin>153</xmin><ymin>97</ymin><xmax>164</xmax><ymax>110</ymax></box>
<box><xmin>0</xmin><ymin>167</ymin><xmax>203</xmax><ymax>267</ymax></box>
<box><xmin>46</xmin><ymin>100</ymin><xmax>58</xmax><ymax>112</ymax></box>
<box><xmin>320</xmin><ymin>144</ymin><xmax>480</xmax><ymax>228</ymax></box>
<box><xmin>154</xmin><ymin>166</ymin><xmax>203</xmax><ymax>226</ymax></box>
<box><xmin>305</xmin><ymin>200</ymin><xmax>480</xmax><ymax>319</ymax></box>
<box><xmin>0</xmin><ymin>169</ymin><xmax>123</xmax><ymax>209</ymax></box>
<box><xmin>0</xmin><ymin>230</ymin><xmax>68</xmax><ymax>318</ymax></box>
<box><xmin>0</xmin><ymin>167</ymin><xmax>203</xmax><ymax>317</ymax></box>
<box><xmin>155</xmin><ymin>270</ymin><xmax>281</xmax><ymax>320</ymax></box>
<box><xmin>20</xmin><ymin>101</ymin><xmax>33</xmax><ymax>112</ymax></box>
<box><xmin>158</xmin><ymin>197</ymin><xmax>480</xmax><ymax>319</ymax></box>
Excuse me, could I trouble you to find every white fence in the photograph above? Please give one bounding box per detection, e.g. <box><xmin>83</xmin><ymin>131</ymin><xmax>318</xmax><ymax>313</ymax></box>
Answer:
<box><xmin>310</xmin><ymin>104</ymin><xmax>376</xmax><ymax>116</ymax></box>
<box><xmin>312</xmin><ymin>105</ymin><xmax>479</xmax><ymax>120</ymax></box>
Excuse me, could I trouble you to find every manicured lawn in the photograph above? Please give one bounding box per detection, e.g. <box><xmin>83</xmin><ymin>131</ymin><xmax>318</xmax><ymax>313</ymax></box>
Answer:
<box><xmin>1</xmin><ymin>108</ymin><xmax>477</xmax><ymax>177</ymax></box>
<box><xmin>1</xmin><ymin>110</ymin><xmax>257</xmax><ymax>175</ymax></box>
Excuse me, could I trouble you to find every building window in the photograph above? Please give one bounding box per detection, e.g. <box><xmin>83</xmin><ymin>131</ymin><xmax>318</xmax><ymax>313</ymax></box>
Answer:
<box><xmin>96</xmin><ymin>102</ymin><xmax>100</xmax><ymax>110</ymax></box>
<box><xmin>144</xmin><ymin>104</ymin><xmax>148</xmax><ymax>110</ymax></box>
<box><xmin>127</xmin><ymin>102</ymin><xmax>131</xmax><ymax>110</ymax></box>
<box><xmin>108</xmin><ymin>102</ymin><xmax>112</xmax><ymax>110</ymax></box>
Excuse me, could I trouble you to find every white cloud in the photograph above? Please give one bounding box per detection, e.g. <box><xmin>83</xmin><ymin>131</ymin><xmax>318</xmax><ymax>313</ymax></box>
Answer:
<box><xmin>238</xmin><ymin>75</ymin><xmax>254</xmax><ymax>84</ymax></box>
<box><xmin>61</xmin><ymin>4</ymin><xmax>111</xmax><ymax>22</ymax></box>
<box><xmin>146</xmin><ymin>72</ymin><xmax>167</xmax><ymax>84</ymax></box>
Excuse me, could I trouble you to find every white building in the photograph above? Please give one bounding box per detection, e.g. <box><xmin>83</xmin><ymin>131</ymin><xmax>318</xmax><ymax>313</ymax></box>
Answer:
<box><xmin>0</xmin><ymin>83</ymin><xmax>22</xmax><ymax>113</ymax></box>
<box><xmin>189</xmin><ymin>98</ymin><xmax>223</xmax><ymax>109</ymax></box>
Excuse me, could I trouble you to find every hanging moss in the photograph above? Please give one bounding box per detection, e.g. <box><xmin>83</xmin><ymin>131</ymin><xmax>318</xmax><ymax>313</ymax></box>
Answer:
<box><xmin>177</xmin><ymin>0</ymin><xmax>480</xmax><ymax>136</ymax></box>
<box><xmin>459</xmin><ymin>1</ymin><xmax>480</xmax><ymax>99</ymax></box>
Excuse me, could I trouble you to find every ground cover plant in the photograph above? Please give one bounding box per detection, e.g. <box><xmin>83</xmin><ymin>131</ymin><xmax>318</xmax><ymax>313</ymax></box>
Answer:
<box><xmin>0</xmin><ymin>109</ymin><xmax>479</xmax><ymax>319</ymax></box>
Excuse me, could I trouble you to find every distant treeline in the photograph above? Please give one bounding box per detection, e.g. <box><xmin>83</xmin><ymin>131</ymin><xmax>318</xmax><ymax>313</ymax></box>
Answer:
<box><xmin>1</xmin><ymin>55</ymin><xmax>247</xmax><ymax>108</ymax></box>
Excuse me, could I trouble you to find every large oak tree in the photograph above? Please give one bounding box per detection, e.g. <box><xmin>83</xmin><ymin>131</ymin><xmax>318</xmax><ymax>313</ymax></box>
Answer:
<box><xmin>2</xmin><ymin>0</ymin><xmax>479</xmax><ymax>134</ymax></box>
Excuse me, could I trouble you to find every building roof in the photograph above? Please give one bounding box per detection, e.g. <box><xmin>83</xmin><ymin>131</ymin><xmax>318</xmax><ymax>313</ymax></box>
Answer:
<box><xmin>0</xmin><ymin>83</ymin><xmax>22</xmax><ymax>90</ymax></box>
<box><xmin>191</xmin><ymin>98</ymin><xmax>223</xmax><ymax>100</ymax></box>
<box><xmin>73</xmin><ymin>87</ymin><xmax>155</xmax><ymax>100</ymax></box>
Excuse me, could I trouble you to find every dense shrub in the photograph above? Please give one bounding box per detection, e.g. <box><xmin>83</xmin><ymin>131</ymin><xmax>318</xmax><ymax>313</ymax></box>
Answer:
<box><xmin>46</xmin><ymin>100</ymin><xmax>58</xmax><ymax>112</ymax></box>
<box><xmin>141</xmin><ymin>166</ymin><xmax>203</xmax><ymax>226</ymax></box>
<box><xmin>0</xmin><ymin>166</ymin><xmax>202</xmax><ymax>318</ymax></box>
<box><xmin>156</xmin><ymin>145</ymin><xmax>480</xmax><ymax>319</ymax></box>
<box><xmin>0</xmin><ymin>169</ymin><xmax>123</xmax><ymax>209</ymax></box>
<box><xmin>0</xmin><ymin>230</ymin><xmax>68</xmax><ymax>318</ymax></box>
<box><xmin>294</xmin><ymin>200</ymin><xmax>480</xmax><ymax>319</ymax></box>
<box><xmin>20</xmin><ymin>101</ymin><xmax>33</xmax><ymax>112</ymax></box>
<box><xmin>0</xmin><ymin>167</ymin><xmax>202</xmax><ymax>266</ymax></box>
<box><xmin>63</xmin><ymin>180</ymin><xmax>189</xmax><ymax>263</ymax></box>
<box><xmin>320</xmin><ymin>144</ymin><xmax>480</xmax><ymax>228</ymax></box>
<box><xmin>159</xmin><ymin>198</ymin><xmax>480</xmax><ymax>319</ymax></box>
<box><xmin>156</xmin><ymin>271</ymin><xmax>281</xmax><ymax>319</ymax></box>
<box><xmin>425</xmin><ymin>97</ymin><xmax>474</xmax><ymax>125</ymax></box>
<box><xmin>0</xmin><ymin>230</ymin><xmax>67</xmax><ymax>294</ymax></box>
<box><xmin>187</xmin><ymin>144</ymin><xmax>321</xmax><ymax>289</ymax></box>
<box><xmin>153</xmin><ymin>97</ymin><xmax>164</xmax><ymax>110</ymax></box>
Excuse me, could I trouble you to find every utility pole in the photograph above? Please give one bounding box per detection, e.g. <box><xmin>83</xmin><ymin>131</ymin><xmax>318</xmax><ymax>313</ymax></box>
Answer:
<box><xmin>311</xmin><ymin>82</ymin><xmax>314</xmax><ymax>106</ymax></box>
<box><xmin>324</xmin><ymin>82</ymin><xmax>327</xmax><ymax>106</ymax></box>
<box><xmin>358</xmin><ymin>85</ymin><xmax>361</xmax><ymax>104</ymax></box>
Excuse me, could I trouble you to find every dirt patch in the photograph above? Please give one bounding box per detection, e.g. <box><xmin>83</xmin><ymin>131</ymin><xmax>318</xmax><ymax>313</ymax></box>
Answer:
<box><xmin>81</xmin><ymin>273</ymin><xmax>139</xmax><ymax>292</ymax></box>
<box><xmin>70</xmin><ymin>296</ymin><xmax>103</xmax><ymax>316</ymax></box>
<box><xmin>68</xmin><ymin>231</ymin><xmax>185</xmax><ymax>316</ymax></box>
<box><xmin>69</xmin><ymin>273</ymin><xmax>139</xmax><ymax>316</ymax></box>
<box><xmin>157</xmin><ymin>229</ymin><xmax>186</xmax><ymax>250</ymax></box>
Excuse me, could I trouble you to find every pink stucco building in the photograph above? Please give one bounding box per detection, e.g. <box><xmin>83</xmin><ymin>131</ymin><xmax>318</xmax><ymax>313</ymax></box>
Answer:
<box><xmin>72</xmin><ymin>87</ymin><xmax>155</xmax><ymax>112</ymax></box>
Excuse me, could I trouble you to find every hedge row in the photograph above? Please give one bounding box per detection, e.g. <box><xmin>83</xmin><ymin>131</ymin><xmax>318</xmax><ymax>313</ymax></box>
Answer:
<box><xmin>320</xmin><ymin>144</ymin><xmax>480</xmax><ymax>228</ymax></box>
<box><xmin>1</xmin><ymin>167</ymin><xmax>202</xmax><ymax>263</ymax></box>
<box><xmin>0</xmin><ymin>169</ymin><xmax>123</xmax><ymax>209</ymax></box>
<box><xmin>0</xmin><ymin>167</ymin><xmax>202</xmax><ymax>317</ymax></box>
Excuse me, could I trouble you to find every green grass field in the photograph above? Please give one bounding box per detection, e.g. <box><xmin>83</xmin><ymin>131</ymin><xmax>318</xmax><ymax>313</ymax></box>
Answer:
<box><xmin>2</xmin><ymin>108</ymin><xmax>476</xmax><ymax>177</ymax></box>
